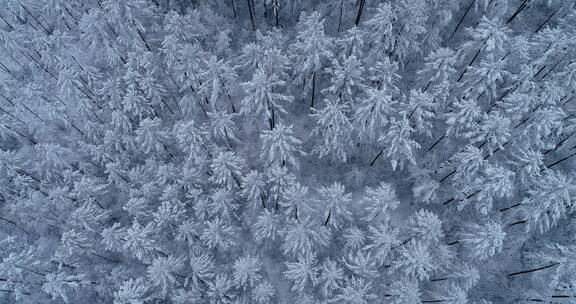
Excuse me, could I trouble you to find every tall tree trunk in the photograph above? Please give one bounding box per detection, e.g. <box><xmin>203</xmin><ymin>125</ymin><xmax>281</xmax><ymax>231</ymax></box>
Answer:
<box><xmin>231</xmin><ymin>0</ymin><xmax>237</xmax><ymax>18</ymax></box>
<box><xmin>370</xmin><ymin>149</ymin><xmax>384</xmax><ymax>166</ymax></box>
<box><xmin>535</xmin><ymin>9</ymin><xmax>556</xmax><ymax>32</ymax></box>
<box><xmin>310</xmin><ymin>71</ymin><xmax>316</xmax><ymax>108</ymax></box>
<box><xmin>545</xmin><ymin>149</ymin><xmax>576</xmax><ymax>169</ymax></box>
<box><xmin>19</xmin><ymin>3</ymin><xmax>50</xmax><ymax>34</ymax></box>
<box><xmin>324</xmin><ymin>208</ymin><xmax>331</xmax><ymax>226</ymax></box>
<box><xmin>274</xmin><ymin>0</ymin><xmax>280</xmax><ymax>27</ymax></box>
<box><xmin>337</xmin><ymin>0</ymin><xmax>344</xmax><ymax>32</ymax></box>
<box><xmin>354</xmin><ymin>0</ymin><xmax>366</xmax><ymax>26</ymax></box>
<box><xmin>247</xmin><ymin>0</ymin><xmax>256</xmax><ymax>31</ymax></box>
<box><xmin>507</xmin><ymin>0</ymin><xmax>530</xmax><ymax>24</ymax></box>
<box><xmin>266</xmin><ymin>98</ymin><xmax>275</xmax><ymax>130</ymax></box>
<box><xmin>427</xmin><ymin>133</ymin><xmax>446</xmax><ymax>151</ymax></box>
<box><xmin>457</xmin><ymin>41</ymin><xmax>484</xmax><ymax>82</ymax></box>
<box><xmin>508</xmin><ymin>263</ymin><xmax>559</xmax><ymax>277</ymax></box>
<box><xmin>449</xmin><ymin>0</ymin><xmax>475</xmax><ymax>40</ymax></box>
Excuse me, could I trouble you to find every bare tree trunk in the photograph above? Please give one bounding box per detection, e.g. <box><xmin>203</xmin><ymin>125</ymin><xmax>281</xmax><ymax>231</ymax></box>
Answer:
<box><xmin>354</xmin><ymin>0</ymin><xmax>366</xmax><ymax>26</ymax></box>
<box><xmin>231</xmin><ymin>0</ymin><xmax>237</xmax><ymax>18</ymax></box>
<box><xmin>247</xmin><ymin>0</ymin><xmax>256</xmax><ymax>31</ymax></box>
<box><xmin>370</xmin><ymin>149</ymin><xmax>384</xmax><ymax>166</ymax></box>
<box><xmin>449</xmin><ymin>0</ymin><xmax>475</xmax><ymax>40</ymax></box>
<box><xmin>535</xmin><ymin>9</ymin><xmax>557</xmax><ymax>32</ymax></box>
<box><xmin>337</xmin><ymin>0</ymin><xmax>344</xmax><ymax>32</ymax></box>
<box><xmin>310</xmin><ymin>71</ymin><xmax>316</xmax><ymax>108</ymax></box>
<box><xmin>324</xmin><ymin>208</ymin><xmax>331</xmax><ymax>226</ymax></box>
<box><xmin>508</xmin><ymin>263</ymin><xmax>559</xmax><ymax>277</ymax></box>
<box><xmin>545</xmin><ymin>149</ymin><xmax>576</xmax><ymax>170</ymax></box>
<box><xmin>274</xmin><ymin>0</ymin><xmax>280</xmax><ymax>27</ymax></box>
<box><xmin>507</xmin><ymin>0</ymin><xmax>530</xmax><ymax>24</ymax></box>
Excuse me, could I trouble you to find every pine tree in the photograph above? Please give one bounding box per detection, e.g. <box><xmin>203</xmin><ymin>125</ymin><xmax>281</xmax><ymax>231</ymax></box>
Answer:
<box><xmin>240</xmin><ymin>170</ymin><xmax>266</xmax><ymax>209</ymax></box>
<box><xmin>259</xmin><ymin>123</ymin><xmax>303</xmax><ymax>168</ymax></box>
<box><xmin>509</xmin><ymin>148</ymin><xmax>544</xmax><ymax>186</ymax></box>
<box><xmin>292</xmin><ymin>11</ymin><xmax>334</xmax><ymax>108</ymax></box>
<box><xmin>123</xmin><ymin>220</ymin><xmax>158</xmax><ymax>262</ymax></box>
<box><xmin>188</xmin><ymin>254</ymin><xmax>215</xmax><ymax>287</ymax></box>
<box><xmin>523</xmin><ymin>170</ymin><xmax>576</xmax><ymax>232</ymax></box>
<box><xmin>235</xmin><ymin>42</ymin><xmax>265</xmax><ymax>73</ymax></box>
<box><xmin>392</xmin><ymin>240</ymin><xmax>437</xmax><ymax>281</ymax></box>
<box><xmin>240</xmin><ymin>68</ymin><xmax>293</xmax><ymax>129</ymax></box>
<box><xmin>173</xmin><ymin>120</ymin><xmax>207</xmax><ymax>158</ymax></box>
<box><xmin>281</xmin><ymin>216</ymin><xmax>331</xmax><ymax>257</ymax></box>
<box><xmin>402</xmin><ymin>89</ymin><xmax>437</xmax><ymax>137</ymax></box>
<box><xmin>386</xmin><ymin>279</ymin><xmax>422</xmax><ymax>304</ymax></box>
<box><xmin>407</xmin><ymin>209</ymin><xmax>443</xmax><ymax>244</ymax></box>
<box><xmin>208</xmin><ymin>110</ymin><xmax>240</xmax><ymax>146</ymax></box>
<box><xmin>318</xmin><ymin>258</ymin><xmax>344</xmax><ymax>297</ymax></box>
<box><xmin>136</xmin><ymin>118</ymin><xmax>172</xmax><ymax>157</ymax></box>
<box><xmin>460</xmin><ymin>220</ymin><xmax>506</xmax><ymax>260</ymax></box>
<box><xmin>42</xmin><ymin>270</ymin><xmax>86</xmax><ymax>303</ymax></box>
<box><xmin>147</xmin><ymin>255</ymin><xmax>184</xmax><ymax>296</ymax></box>
<box><xmin>463</xmin><ymin>54</ymin><xmax>509</xmax><ymax>100</ymax></box>
<box><xmin>364</xmin><ymin>3</ymin><xmax>397</xmax><ymax>51</ymax></box>
<box><xmin>343</xmin><ymin>226</ymin><xmax>366</xmax><ymax>252</ymax></box>
<box><xmin>353</xmin><ymin>87</ymin><xmax>396</xmax><ymax>141</ymax></box>
<box><xmin>364</xmin><ymin>223</ymin><xmax>400</xmax><ymax>264</ymax></box>
<box><xmin>114</xmin><ymin>277</ymin><xmax>151</xmax><ymax>304</ymax></box>
<box><xmin>445</xmin><ymin>98</ymin><xmax>482</xmax><ymax>138</ymax></box>
<box><xmin>391</xmin><ymin>0</ymin><xmax>429</xmax><ymax>65</ymax></box>
<box><xmin>253</xmin><ymin>209</ymin><xmax>280</xmax><ymax>242</ymax></box>
<box><xmin>367</xmin><ymin>56</ymin><xmax>401</xmax><ymax>94</ymax></box>
<box><xmin>311</xmin><ymin>98</ymin><xmax>353</xmax><ymax>162</ymax></box>
<box><xmin>200</xmin><ymin>218</ymin><xmax>237</xmax><ymax>250</ymax></box>
<box><xmin>474</xmin><ymin>165</ymin><xmax>515</xmax><ymax>214</ymax></box>
<box><xmin>334</xmin><ymin>276</ymin><xmax>377</xmax><ymax>304</ymax></box>
<box><xmin>284</xmin><ymin>253</ymin><xmax>319</xmax><ymax>293</ymax></box>
<box><xmin>210</xmin><ymin>151</ymin><xmax>244</xmax><ymax>189</ymax></box>
<box><xmin>376</xmin><ymin>117</ymin><xmax>420</xmax><ymax>170</ymax></box>
<box><xmin>459</xmin><ymin>16</ymin><xmax>511</xmax><ymax>65</ymax></box>
<box><xmin>428</xmin><ymin>284</ymin><xmax>468</xmax><ymax>304</ymax></box>
<box><xmin>323</xmin><ymin>55</ymin><xmax>365</xmax><ymax>104</ymax></box>
<box><xmin>198</xmin><ymin>55</ymin><xmax>238</xmax><ymax>112</ymax></box>
<box><xmin>361</xmin><ymin>182</ymin><xmax>400</xmax><ymax>222</ymax></box>
<box><xmin>208</xmin><ymin>188</ymin><xmax>239</xmax><ymax>220</ymax></box>
<box><xmin>465</xmin><ymin>111</ymin><xmax>511</xmax><ymax>153</ymax></box>
<box><xmin>317</xmin><ymin>182</ymin><xmax>352</xmax><ymax>228</ymax></box>
<box><xmin>450</xmin><ymin>145</ymin><xmax>484</xmax><ymax>183</ymax></box>
<box><xmin>418</xmin><ymin>47</ymin><xmax>458</xmax><ymax>92</ymax></box>
<box><xmin>251</xmin><ymin>281</ymin><xmax>275</xmax><ymax>303</ymax></box>
<box><xmin>206</xmin><ymin>273</ymin><xmax>234</xmax><ymax>304</ymax></box>
<box><xmin>338</xmin><ymin>26</ymin><xmax>366</xmax><ymax>58</ymax></box>
<box><xmin>280</xmin><ymin>182</ymin><xmax>312</xmax><ymax>219</ymax></box>
<box><xmin>232</xmin><ymin>254</ymin><xmax>262</xmax><ymax>288</ymax></box>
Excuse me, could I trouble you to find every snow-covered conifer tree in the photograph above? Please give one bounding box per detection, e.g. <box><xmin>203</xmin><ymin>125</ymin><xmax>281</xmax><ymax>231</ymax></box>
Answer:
<box><xmin>311</xmin><ymin>98</ymin><xmax>353</xmax><ymax>162</ymax></box>
<box><xmin>361</xmin><ymin>182</ymin><xmax>400</xmax><ymax>222</ymax></box>
<box><xmin>460</xmin><ymin>220</ymin><xmax>506</xmax><ymax>260</ymax></box>
<box><xmin>291</xmin><ymin>11</ymin><xmax>334</xmax><ymax>108</ymax></box>
<box><xmin>259</xmin><ymin>123</ymin><xmax>303</xmax><ymax>168</ymax></box>
<box><xmin>284</xmin><ymin>253</ymin><xmax>319</xmax><ymax>292</ymax></box>
<box><xmin>241</xmin><ymin>68</ymin><xmax>293</xmax><ymax>129</ymax></box>
<box><xmin>523</xmin><ymin>170</ymin><xmax>576</xmax><ymax>232</ymax></box>
<box><xmin>375</xmin><ymin>116</ymin><xmax>420</xmax><ymax>170</ymax></box>
<box><xmin>392</xmin><ymin>240</ymin><xmax>438</xmax><ymax>281</ymax></box>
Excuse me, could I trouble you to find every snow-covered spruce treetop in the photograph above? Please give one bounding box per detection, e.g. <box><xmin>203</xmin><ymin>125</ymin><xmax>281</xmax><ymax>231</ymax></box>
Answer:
<box><xmin>0</xmin><ymin>0</ymin><xmax>576</xmax><ymax>303</ymax></box>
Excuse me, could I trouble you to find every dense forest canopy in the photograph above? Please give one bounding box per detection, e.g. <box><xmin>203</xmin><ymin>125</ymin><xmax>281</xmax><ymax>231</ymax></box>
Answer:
<box><xmin>0</xmin><ymin>0</ymin><xmax>576</xmax><ymax>303</ymax></box>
